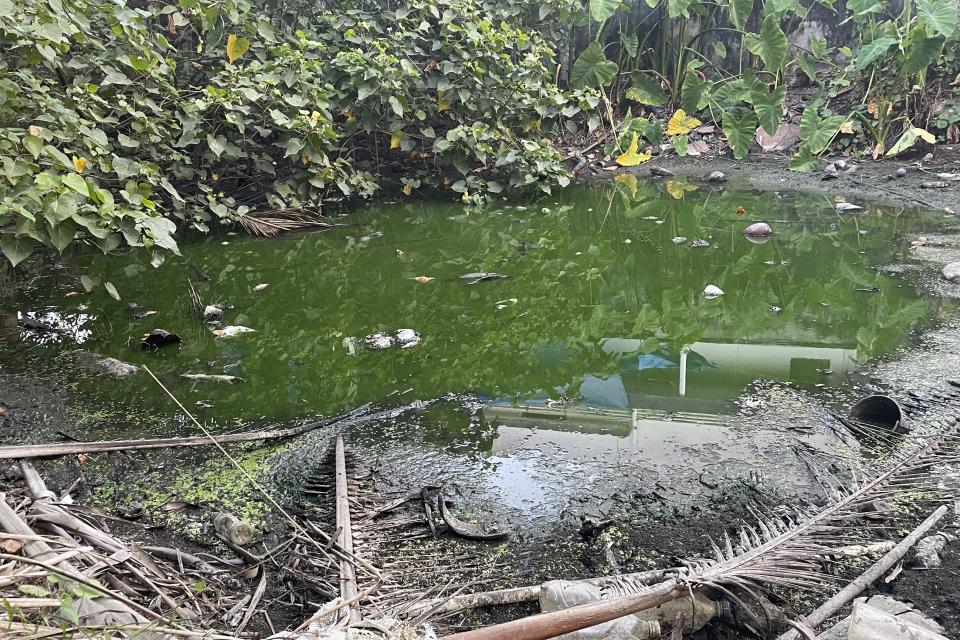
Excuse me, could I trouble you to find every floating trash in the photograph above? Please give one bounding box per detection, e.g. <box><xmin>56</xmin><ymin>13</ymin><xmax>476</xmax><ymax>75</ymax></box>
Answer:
<box><xmin>703</xmin><ymin>284</ymin><xmax>724</xmax><ymax>298</ymax></box>
<box><xmin>212</xmin><ymin>325</ymin><xmax>256</xmax><ymax>338</ymax></box>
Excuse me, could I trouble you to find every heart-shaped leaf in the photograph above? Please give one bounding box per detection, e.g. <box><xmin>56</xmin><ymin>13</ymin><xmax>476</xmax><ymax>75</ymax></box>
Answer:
<box><xmin>570</xmin><ymin>42</ymin><xmax>618</xmax><ymax>88</ymax></box>
<box><xmin>626</xmin><ymin>71</ymin><xmax>665</xmax><ymax>105</ymax></box>
<box><xmin>886</xmin><ymin>127</ymin><xmax>937</xmax><ymax>157</ymax></box>
<box><xmin>0</xmin><ymin>236</ymin><xmax>37</xmax><ymax>267</ymax></box>
<box><xmin>722</xmin><ymin>109</ymin><xmax>758</xmax><ymax>160</ymax></box>
<box><xmin>854</xmin><ymin>36</ymin><xmax>897</xmax><ymax>70</ymax></box>
<box><xmin>750</xmin><ymin>84</ymin><xmax>786</xmax><ymax>135</ymax></box>
<box><xmin>798</xmin><ymin>106</ymin><xmax>846</xmax><ymax>153</ymax></box>
<box><xmin>226</xmin><ymin>34</ymin><xmax>251</xmax><ymax>64</ymax></box>
<box><xmin>589</xmin><ymin>0</ymin><xmax>621</xmax><ymax>22</ymax></box>
<box><xmin>917</xmin><ymin>0</ymin><xmax>957</xmax><ymax>37</ymax></box>
<box><xmin>744</xmin><ymin>15</ymin><xmax>788</xmax><ymax>71</ymax></box>
<box><xmin>665</xmin><ymin>108</ymin><xmax>701</xmax><ymax>136</ymax></box>
<box><xmin>729</xmin><ymin>0</ymin><xmax>754</xmax><ymax>29</ymax></box>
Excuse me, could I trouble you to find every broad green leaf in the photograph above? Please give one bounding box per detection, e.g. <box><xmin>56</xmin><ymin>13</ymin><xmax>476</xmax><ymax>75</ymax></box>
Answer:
<box><xmin>810</xmin><ymin>36</ymin><xmax>829</xmax><ymax>59</ymax></box>
<box><xmin>47</xmin><ymin>223</ymin><xmax>75</xmax><ymax>253</ymax></box>
<box><xmin>681</xmin><ymin>68</ymin><xmax>711</xmax><ymax>113</ymax></box>
<box><xmin>625</xmin><ymin>71</ymin><xmax>665</xmax><ymax>105</ymax></box>
<box><xmin>750</xmin><ymin>84</ymin><xmax>786</xmax><ymax>135</ymax></box>
<box><xmin>207</xmin><ymin>134</ymin><xmax>227</xmax><ymax>158</ymax></box>
<box><xmin>917</xmin><ymin>0</ymin><xmax>957</xmax><ymax>37</ymax></box>
<box><xmin>62</xmin><ymin>173</ymin><xmax>90</xmax><ymax>197</ymax></box>
<box><xmin>620</xmin><ymin>31</ymin><xmax>639</xmax><ymax>58</ymax></box>
<box><xmin>788</xmin><ymin>145</ymin><xmax>822</xmax><ymax>172</ymax></box>
<box><xmin>854</xmin><ymin>36</ymin><xmax>897</xmax><ymax>70</ymax></box>
<box><xmin>904</xmin><ymin>28</ymin><xmax>945</xmax><ymax>74</ymax></box>
<box><xmin>570</xmin><ymin>42</ymin><xmax>619</xmax><ymax>88</ymax></box>
<box><xmin>722</xmin><ymin>109</ymin><xmax>758</xmax><ymax>159</ymax></box>
<box><xmin>18</xmin><ymin>584</ymin><xmax>51</xmax><ymax>597</ymax></box>
<box><xmin>112</xmin><ymin>155</ymin><xmax>141</xmax><ymax>179</ymax></box>
<box><xmin>80</xmin><ymin>275</ymin><xmax>98</xmax><ymax>292</ymax></box>
<box><xmin>0</xmin><ymin>236</ymin><xmax>36</xmax><ymax>267</ymax></box>
<box><xmin>886</xmin><ymin>127</ymin><xmax>936</xmax><ymax>157</ymax></box>
<box><xmin>226</xmin><ymin>34</ymin><xmax>250</xmax><ymax>63</ymax></box>
<box><xmin>590</xmin><ymin>0</ymin><xmax>620</xmax><ymax>21</ymax></box>
<box><xmin>23</xmin><ymin>134</ymin><xmax>43</xmax><ymax>159</ymax></box>
<box><xmin>796</xmin><ymin>53</ymin><xmax>817</xmax><ymax>81</ymax></box>
<box><xmin>671</xmin><ymin>135</ymin><xmax>689</xmax><ymax>156</ymax></box>
<box><xmin>798</xmin><ymin>106</ymin><xmax>846</xmax><ymax>153</ymax></box>
<box><xmin>744</xmin><ymin>15</ymin><xmax>788</xmax><ymax>71</ymax></box>
<box><xmin>667</xmin><ymin>0</ymin><xmax>694</xmax><ymax>17</ymax></box>
<box><xmin>665</xmin><ymin>109</ymin><xmax>701</xmax><ymax>136</ymax></box>
<box><xmin>712</xmin><ymin>41</ymin><xmax>727</xmax><ymax>60</ymax></box>
<box><xmin>615</xmin><ymin>133</ymin><xmax>652</xmax><ymax>166</ymax></box>
<box><xmin>729</xmin><ymin>0</ymin><xmax>754</xmax><ymax>30</ymax></box>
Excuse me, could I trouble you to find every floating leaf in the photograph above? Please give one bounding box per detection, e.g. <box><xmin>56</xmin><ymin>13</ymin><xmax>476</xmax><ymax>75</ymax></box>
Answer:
<box><xmin>665</xmin><ymin>109</ymin><xmax>701</xmax><ymax>136</ymax></box>
<box><xmin>226</xmin><ymin>34</ymin><xmax>250</xmax><ymax>64</ymax></box>
<box><xmin>104</xmin><ymin>281</ymin><xmax>121</xmax><ymax>301</ymax></box>
<box><xmin>570</xmin><ymin>42</ymin><xmax>619</xmax><ymax>88</ymax></box>
<box><xmin>615</xmin><ymin>133</ymin><xmax>652</xmax><ymax>166</ymax></box>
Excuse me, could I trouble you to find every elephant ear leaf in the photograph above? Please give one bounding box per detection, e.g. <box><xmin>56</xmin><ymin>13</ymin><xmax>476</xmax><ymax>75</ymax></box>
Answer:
<box><xmin>571</xmin><ymin>42</ymin><xmax>619</xmax><ymax>88</ymax></box>
<box><xmin>616</xmin><ymin>133</ymin><xmax>652</xmax><ymax>166</ymax></box>
<box><xmin>886</xmin><ymin>127</ymin><xmax>936</xmax><ymax>157</ymax></box>
<box><xmin>744</xmin><ymin>15</ymin><xmax>788</xmax><ymax>71</ymax></box>
<box><xmin>589</xmin><ymin>0</ymin><xmax>620</xmax><ymax>22</ymax></box>
<box><xmin>916</xmin><ymin>0</ymin><xmax>957</xmax><ymax>37</ymax></box>
<box><xmin>751</xmin><ymin>84</ymin><xmax>786</xmax><ymax>135</ymax></box>
<box><xmin>722</xmin><ymin>109</ymin><xmax>758</xmax><ymax>160</ymax></box>
<box><xmin>626</xmin><ymin>71</ymin><xmax>665</xmax><ymax>106</ymax></box>
<box><xmin>798</xmin><ymin>106</ymin><xmax>846</xmax><ymax>153</ymax></box>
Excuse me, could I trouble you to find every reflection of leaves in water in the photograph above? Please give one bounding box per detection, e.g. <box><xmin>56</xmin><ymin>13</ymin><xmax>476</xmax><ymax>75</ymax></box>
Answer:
<box><xmin>20</xmin><ymin>183</ymin><xmax>950</xmax><ymax>421</ymax></box>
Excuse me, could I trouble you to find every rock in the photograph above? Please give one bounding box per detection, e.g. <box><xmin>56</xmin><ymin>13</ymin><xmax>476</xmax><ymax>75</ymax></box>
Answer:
<box><xmin>836</xmin><ymin>202</ymin><xmax>864</xmax><ymax>213</ymax></box>
<box><xmin>834</xmin><ymin>159</ymin><xmax>849</xmax><ymax>171</ymax></box>
<box><xmin>141</xmin><ymin>329</ymin><xmax>181</xmax><ymax>350</ymax></box>
<box><xmin>942</xmin><ymin>262</ymin><xmax>960</xmax><ymax>282</ymax></box>
<box><xmin>822</xmin><ymin>164</ymin><xmax>839</xmax><ymax>180</ymax></box>
<box><xmin>703</xmin><ymin>285</ymin><xmax>724</xmax><ymax>298</ymax></box>
<box><xmin>706</xmin><ymin>171</ymin><xmax>726</xmax><ymax>183</ymax></box>
<box><xmin>744</xmin><ymin>222</ymin><xmax>773</xmax><ymax>237</ymax></box>
<box><xmin>203</xmin><ymin>305</ymin><xmax>223</xmax><ymax>322</ymax></box>
<box><xmin>649</xmin><ymin>166</ymin><xmax>674</xmax><ymax>177</ymax></box>
<box><xmin>896</xmin><ymin>167</ymin><xmax>907</xmax><ymax>178</ymax></box>
<box><xmin>212</xmin><ymin>325</ymin><xmax>256</xmax><ymax>338</ymax></box>
<box><xmin>911</xmin><ymin>533</ymin><xmax>953</xmax><ymax>569</ymax></box>
<box><xmin>253</xmin><ymin>283</ymin><xmax>269</xmax><ymax>291</ymax></box>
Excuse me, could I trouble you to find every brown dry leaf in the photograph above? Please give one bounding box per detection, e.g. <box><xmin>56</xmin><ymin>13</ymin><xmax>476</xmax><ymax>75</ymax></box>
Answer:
<box><xmin>0</xmin><ymin>403</ymin><xmax>7</xmax><ymax>416</ymax></box>
<box><xmin>756</xmin><ymin>124</ymin><xmax>800</xmax><ymax>152</ymax></box>
<box><xmin>839</xmin><ymin>121</ymin><xmax>854</xmax><ymax>134</ymax></box>
<box><xmin>736</xmin><ymin>206</ymin><xmax>746</xmax><ymax>216</ymax></box>
<box><xmin>0</xmin><ymin>538</ymin><xmax>24</xmax><ymax>553</ymax></box>
<box><xmin>77</xmin><ymin>453</ymin><xmax>91</xmax><ymax>464</ymax></box>
<box><xmin>28</xmin><ymin>125</ymin><xmax>42</xmax><ymax>137</ymax></box>
<box><xmin>686</xmin><ymin>140</ymin><xmax>710</xmax><ymax>156</ymax></box>
<box><xmin>872</xmin><ymin>142</ymin><xmax>885</xmax><ymax>159</ymax></box>
<box><xmin>413</xmin><ymin>276</ymin><xmax>434</xmax><ymax>283</ymax></box>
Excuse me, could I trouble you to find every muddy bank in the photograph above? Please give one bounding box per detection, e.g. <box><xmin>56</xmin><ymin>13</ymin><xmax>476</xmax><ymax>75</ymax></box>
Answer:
<box><xmin>619</xmin><ymin>148</ymin><xmax>960</xmax><ymax>213</ymax></box>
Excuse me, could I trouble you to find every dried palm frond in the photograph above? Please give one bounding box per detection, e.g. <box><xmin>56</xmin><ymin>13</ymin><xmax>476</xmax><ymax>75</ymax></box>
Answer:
<box><xmin>239</xmin><ymin>209</ymin><xmax>342</xmax><ymax>237</ymax></box>
<box><xmin>442</xmin><ymin>407</ymin><xmax>960</xmax><ymax>640</ymax></box>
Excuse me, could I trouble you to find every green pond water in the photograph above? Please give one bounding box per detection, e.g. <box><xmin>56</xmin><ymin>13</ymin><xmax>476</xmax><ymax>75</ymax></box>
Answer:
<box><xmin>2</xmin><ymin>179</ymin><xmax>955</xmax><ymax>442</ymax></box>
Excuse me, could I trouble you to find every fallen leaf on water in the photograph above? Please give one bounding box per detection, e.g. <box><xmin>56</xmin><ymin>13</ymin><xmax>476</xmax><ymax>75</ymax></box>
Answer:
<box><xmin>615</xmin><ymin>133</ymin><xmax>652</xmax><ymax>167</ymax></box>
<box><xmin>64</xmin><ymin>291</ymin><xmax>81</xmax><ymax>297</ymax></box>
<box><xmin>736</xmin><ymin>205</ymin><xmax>746</xmax><ymax>216</ymax></box>
<box><xmin>413</xmin><ymin>276</ymin><xmax>434</xmax><ymax>283</ymax></box>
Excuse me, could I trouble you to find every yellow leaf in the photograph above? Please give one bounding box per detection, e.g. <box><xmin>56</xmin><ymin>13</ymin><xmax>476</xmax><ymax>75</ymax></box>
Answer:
<box><xmin>839</xmin><ymin>121</ymin><xmax>854</xmax><ymax>134</ymax></box>
<box><xmin>665</xmin><ymin>109</ymin><xmax>701</xmax><ymax>136</ymax></box>
<box><xmin>615</xmin><ymin>133</ymin><xmax>652</xmax><ymax>167</ymax></box>
<box><xmin>402</xmin><ymin>183</ymin><xmax>413</xmax><ymax>195</ymax></box>
<box><xmin>437</xmin><ymin>91</ymin><xmax>452</xmax><ymax>112</ymax></box>
<box><xmin>615</xmin><ymin>174</ymin><xmax>638</xmax><ymax>198</ymax></box>
<box><xmin>226</xmin><ymin>34</ymin><xmax>250</xmax><ymax>64</ymax></box>
<box><xmin>310</xmin><ymin>111</ymin><xmax>322</xmax><ymax>122</ymax></box>
<box><xmin>665</xmin><ymin>180</ymin><xmax>698</xmax><ymax>199</ymax></box>
<box><xmin>71</xmin><ymin>156</ymin><xmax>87</xmax><ymax>173</ymax></box>
<box><xmin>391</xmin><ymin>132</ymin><xmax>402</xmax><ymax>149</ymax></box>
<box><xmin>914</xmin><ymin>127</ymin><xmax>936</xmax><ymax>144</ymax></box>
